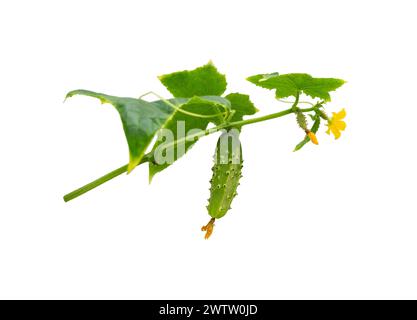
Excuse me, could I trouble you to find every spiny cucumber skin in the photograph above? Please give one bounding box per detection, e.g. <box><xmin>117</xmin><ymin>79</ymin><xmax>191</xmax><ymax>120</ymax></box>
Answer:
<box><xmin>207</xmin><ymin>131</ymin><xmax>243</xmax><ymax>219</ymax></box>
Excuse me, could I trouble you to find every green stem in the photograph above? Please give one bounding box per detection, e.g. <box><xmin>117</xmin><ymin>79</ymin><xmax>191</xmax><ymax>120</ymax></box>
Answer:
<box><xmin>63</xmin><ymin>165</ymin><xmax>128</xmax><ymax>202</ymax></box>
<box><xmin>63</xmin><ymin>154</ymin><xmax>152</xmax><ymax>202</ymax></box>
<box><xmin>63</xmin><ymin>104</ymin><xmax>317</xmax><ymax>202</ymax></box>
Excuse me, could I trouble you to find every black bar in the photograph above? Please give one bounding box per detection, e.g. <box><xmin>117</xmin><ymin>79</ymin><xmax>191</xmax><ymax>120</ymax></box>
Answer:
<box><xmin>0</xmin><ymin>300</ymin><xmax>412</xmax><ymax>319</ymax></box>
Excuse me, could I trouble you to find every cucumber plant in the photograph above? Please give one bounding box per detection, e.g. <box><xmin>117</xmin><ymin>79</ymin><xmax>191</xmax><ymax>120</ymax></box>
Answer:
<box><xmin>64</xmin><ymin>62</ymin><xmax>347</xmax><ymax>239</ymax></box>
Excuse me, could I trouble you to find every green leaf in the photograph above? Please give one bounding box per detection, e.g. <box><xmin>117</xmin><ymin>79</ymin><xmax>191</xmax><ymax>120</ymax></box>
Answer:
<box><xmin>303</xmin><ymin>78</ymin><xmax>346</xmax><ymax>101</ymax></box>
<box><xmin>66</xmin><ymin>90</ymin><xmax>231</xmax><ymax>177</ymax></box>
<box><xmin>247</xmin><ymin>73</ymin><xmax>345</xmax><ymax>101</ymax></box>
<box><xmin>158</xmin><ymin>61</ymin><xmax>227</xmax><ymax>98</ymax></box>
<box><xmin>148</xmin><ymin>96</ymin><xmax>231</xmax><ymax>182</ymax></box>
<box><xmin>66</xmin><ymin>89</ymin><xmax>172</xmax><ymax>173</ymax></box>
<box><xmin>246</xmin><ymin>73</ymin><xmax>280</xmax><ymax>90</ymax></box>
<box><xmin>225</xmin><ymin>93</ymin><xmax>259</xmax><ymax>123</ymax></box>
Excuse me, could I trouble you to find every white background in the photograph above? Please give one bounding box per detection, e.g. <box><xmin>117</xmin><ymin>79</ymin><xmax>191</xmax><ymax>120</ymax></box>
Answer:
<box><xmin>1</xmin><ymin>0</ymin><xmax>416</xmax><ymax>299</ymax></box>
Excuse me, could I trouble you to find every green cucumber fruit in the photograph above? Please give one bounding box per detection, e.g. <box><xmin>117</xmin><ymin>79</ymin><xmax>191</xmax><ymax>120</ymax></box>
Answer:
<box><xmin>207</xmin><ymin>129</ymin><xmax>243</xmax><ymax>219</ymax></box>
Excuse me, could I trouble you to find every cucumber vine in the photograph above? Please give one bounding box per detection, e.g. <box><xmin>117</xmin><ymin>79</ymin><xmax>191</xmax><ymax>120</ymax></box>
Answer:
<box><xmin>64</xmin><ymin>62</ymin><xmax>347</xmax><ymax>239</ymax></box>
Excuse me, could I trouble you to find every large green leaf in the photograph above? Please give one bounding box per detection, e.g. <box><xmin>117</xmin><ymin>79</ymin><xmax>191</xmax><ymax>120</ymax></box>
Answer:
<box><xmin>158</xmin><ymin>61</ymin><xmax>227</xmax><ymax>98</ymax></box>
<box><xmin>66</xmin><ymin>89</ymin><xmax>231</xmax><ymax>177</ymax></box>
<box><xmin>66</xmin><ymin>89</ymin><xmax>173</xmax><ymax>173</ymax></box>
<box><xmin>247</xmin><ymin>73</ymin><xmax>345</xmax><ymax>101</ymax></box>
<box><xmin>148</xmin><ymin>96</ymin><xmax>231</xmax><ymax>182</ymax></box>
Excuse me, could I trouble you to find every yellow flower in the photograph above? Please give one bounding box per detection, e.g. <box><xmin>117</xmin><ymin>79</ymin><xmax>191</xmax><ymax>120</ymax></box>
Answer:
<box><xmin>306</xmin><ymin>131</ymin><xmax>319</xmax><ymax>145</ymax></box>
<box><xmin>326</xmin><ymin>109</ymin><xmax>346</xmax><ymax>139</ymax></box>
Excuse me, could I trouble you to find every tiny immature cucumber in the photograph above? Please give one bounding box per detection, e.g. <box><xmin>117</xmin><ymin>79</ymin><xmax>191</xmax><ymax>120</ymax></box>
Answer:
<box><xmin>202</xmin><ymin>129</ymin><xmax>243</xmax><ymax>239</ymax></box>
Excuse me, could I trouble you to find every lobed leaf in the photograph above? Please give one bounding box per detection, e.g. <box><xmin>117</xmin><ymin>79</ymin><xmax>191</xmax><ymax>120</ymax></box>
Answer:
<box><xmin>246</xmin><ymin>72</ymin><xmax>280</xmax><ymax>90</ymax></box>
<box><xmin>66</xmin><ymin>90</ymin><xmax>230</xmax><ymax>175</ymax></box>
<box><xmin>247</xmin><ymin>73</ymin><xmax>345</xmax><ymax>101</ymax></box>
<box><xmin>159</xmin><ymin>61</ymin><xmax>227</xmax><ymax>98</ymax></box>
<box><xmin>66</xmin><ymin>90</ymin><xmax>172</xmax><ymax>173</ymax></box>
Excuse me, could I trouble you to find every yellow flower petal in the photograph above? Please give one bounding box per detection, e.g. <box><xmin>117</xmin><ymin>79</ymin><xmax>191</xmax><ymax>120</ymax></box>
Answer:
<box><xmin>330</xmin><ymin>126</ymin><xmax>341</xmax><ymax>139</ymax></box>
<box><xmin>326</xmin><ymin>109</ymin><xmax>346</xmax><ymax>139</ymax></box>
<box><xmin>333</xmin><ymin>108</ymin><xmax>346</xmax><ymax>120</ymax></box>
<box><xmin>334</xmin><ymin>120</ymin><xmax>346</xmax><ymax>131</ymax></box>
